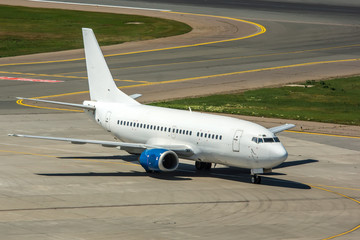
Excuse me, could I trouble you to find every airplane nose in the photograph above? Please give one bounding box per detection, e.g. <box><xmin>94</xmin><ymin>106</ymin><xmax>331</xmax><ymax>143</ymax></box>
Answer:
<box><xmin>269</xmin><ymin>145</ymin><xmax>288</xmax><ymax>166</ymax></box>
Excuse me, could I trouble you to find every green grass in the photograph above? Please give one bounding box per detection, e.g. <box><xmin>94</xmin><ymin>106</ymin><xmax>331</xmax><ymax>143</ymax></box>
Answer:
<box><xmin>151</xmin><ymin>76</ymin><xmax>360</xmax><ymax>125</ymax></box>
<box><xmin>0</xmin><ymin>5</ymin><xmax>192</xmax><ymax>57</ymax></box>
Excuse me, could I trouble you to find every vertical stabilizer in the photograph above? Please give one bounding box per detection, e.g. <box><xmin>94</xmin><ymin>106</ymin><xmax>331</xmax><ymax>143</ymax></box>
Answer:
<box><xmin>82</xmin><ymin>28</ymin><xmax>139</xmax><ymax>104</ymax></box>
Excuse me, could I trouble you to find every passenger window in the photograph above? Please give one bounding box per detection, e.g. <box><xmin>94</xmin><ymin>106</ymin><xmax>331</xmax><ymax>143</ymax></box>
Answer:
<box><xmin>190</xmin><ymin>131</ymin><xmax>192</xmax><ymax>135</ymax></box>
<box><xmin>186</xmin><ymin>130</ymin><xmax>189</xmax><ymax>135</ymax></box>
<box><xmin>204</xmin><ymin>133</ymin><xmax>207</xmax><ymax>138</ymax></box>
<box><xmin>176</xmin><ymin>129</ymin><xmax>179</xmax><ymax>134</ymax></box>
<box><xmin>212</xmin><ymin>134</ymin><xmax>214</xmax><ymax>139</ymax></box>
<box><xmin>121</xmin><ymin>120</ymin><xmax>123</xmax><ymax>125</ymax></box>
<box><xmin>197</xmin><ymin>132</ymin><xmax>199</xmax><ymax>137</ymax></box>
<box><xmin>164</xmin><ymin>127</ymin><xmax>166</xmax><ymax>131</ymax></box>
<box><xmin>137</xmin><ymin>123</ymin><xmax>139</xmax><ymax>128</ymax></box>
<box><xmin>201</xmin><ymin>133</ymin><xmax>203</xmax><ymax>137</ymax></box>
<box><xmin>216</xmin><ymin>135</ymin><xmax>218</xmax><ymax>139</ymax></box>
<box><xmin>219</xmin><ymin>136</ymin><xmax>222</xmax><ymax>140</ymax></box>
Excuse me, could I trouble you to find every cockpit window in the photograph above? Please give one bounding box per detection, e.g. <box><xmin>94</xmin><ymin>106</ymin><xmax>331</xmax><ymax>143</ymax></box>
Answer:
<box><xmin>264</xmin><ymin>138</ymin><xmax>274</xmax><ymax>143</ymax></box>
<box><xmin>252</xmin><ymin>136</ymin><xmax>280</xmax><ymax>144</ymax></box>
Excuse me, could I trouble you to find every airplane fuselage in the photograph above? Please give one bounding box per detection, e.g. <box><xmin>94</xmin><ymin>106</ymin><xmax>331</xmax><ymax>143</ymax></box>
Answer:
<box><xmin>90</xmin><ymin>101</ymin><xmax>288</xmax><ymax>170</ymax></box>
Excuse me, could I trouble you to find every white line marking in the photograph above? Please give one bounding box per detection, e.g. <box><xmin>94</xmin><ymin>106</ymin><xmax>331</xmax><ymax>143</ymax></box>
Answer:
<box><xmin>0</xmin><ymin>76</ymin><xmax>63</xmax><ymax>83</ymax></box>
<box><xmin>29</xmin><ymin>0</ymin><xmax>171</xmax><ymax>12</ymax></box>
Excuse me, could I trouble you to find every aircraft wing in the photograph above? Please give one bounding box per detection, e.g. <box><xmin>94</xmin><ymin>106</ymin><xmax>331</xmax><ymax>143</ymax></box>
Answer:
<box><xmin>8</xmin><ymin>134</ymin><xmax>194</xmax><ymax>157</ymax></box>
<box><xmin>268</xmin><ymin>124</ymin><xmax>296</xmax><ymax>134</ymax></box>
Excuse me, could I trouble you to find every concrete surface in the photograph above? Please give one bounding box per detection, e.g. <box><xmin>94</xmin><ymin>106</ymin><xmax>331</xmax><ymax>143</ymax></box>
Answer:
<box><xmin>1</xmin><ymin>113</ymin><xmax>359</xmax><ymax>240</ymax></box>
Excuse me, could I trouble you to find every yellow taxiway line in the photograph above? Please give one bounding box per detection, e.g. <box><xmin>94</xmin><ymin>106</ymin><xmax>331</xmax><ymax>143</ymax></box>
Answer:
<box><xmin>309</xmin><ymin>184</ymin><xmax>360</xmax><ymax>240</ymax></box>
<box><xmin>285</xmin><ymin>130</ymin><xmax>360</xmax><ymax>139</ymax></box>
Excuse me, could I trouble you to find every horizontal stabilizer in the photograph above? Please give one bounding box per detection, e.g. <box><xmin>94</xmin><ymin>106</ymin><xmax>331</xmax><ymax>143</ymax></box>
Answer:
<box><xmin>17</xmin><ymin>97</ymin><xmax>95</xmax><ymax>110</ymax></box>
<box><xmin>129</xmin><ymin>94</ymin><xmax>142</xmax><ymax>100</ymax></box>
<box><xmin>268</xmin><ymin>124</ymin><xmax>295</xmax><ymax>134</ymax></box>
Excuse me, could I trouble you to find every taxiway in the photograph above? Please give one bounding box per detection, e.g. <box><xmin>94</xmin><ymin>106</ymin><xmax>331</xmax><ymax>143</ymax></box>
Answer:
<box><xmin>0</xmin><ymin>0</ymin><xmax>359</xmax><ymax>239</ymax></box>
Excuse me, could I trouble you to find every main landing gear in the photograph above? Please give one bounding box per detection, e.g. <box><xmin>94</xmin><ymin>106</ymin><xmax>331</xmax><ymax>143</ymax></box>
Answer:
<box><xmin>251</xmin><ymin>174</ymin><xmax>262</xmax><ymax>184</ymax></box>
<box><xmin>195</xmin><ymin>161</ymin><xmax>211</xmax><ymax>170</ymax></box>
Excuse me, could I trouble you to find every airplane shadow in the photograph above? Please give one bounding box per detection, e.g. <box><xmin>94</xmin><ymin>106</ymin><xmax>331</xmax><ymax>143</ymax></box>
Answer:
<box><xmin>59</xmin><ymin>155</ymin><xmax>138</xmax><ymax>162</ymax></box>
<box><xmin>275</xmin><ymin>159</ymin><xmax>319</xmax><ymax>169</ymax></box>
<box><xmin>37</xmin><ymin>158</ymin><xmax>317</xmax><ymax>189</ymax></box>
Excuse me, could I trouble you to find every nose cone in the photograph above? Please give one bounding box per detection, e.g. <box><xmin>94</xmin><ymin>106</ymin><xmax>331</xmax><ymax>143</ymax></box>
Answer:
<box><xmin>269</xmin><ymin>145</ymin><xmax>288</xmax><ymax>167</ymax></box>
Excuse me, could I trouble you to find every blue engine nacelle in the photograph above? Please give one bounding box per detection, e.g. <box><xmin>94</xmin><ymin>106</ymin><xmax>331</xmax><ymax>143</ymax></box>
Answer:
<box><xmin>139</xmin><ymin>149</ymin><xmax>179</xmax><ymax>172</ymax></box>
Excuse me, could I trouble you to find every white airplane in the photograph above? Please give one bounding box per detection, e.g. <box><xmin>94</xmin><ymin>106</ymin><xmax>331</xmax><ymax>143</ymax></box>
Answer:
<box><xmin>9</xmin><ymin>28</ymin><xmax>295</xmax><ymax>184</ymax></box>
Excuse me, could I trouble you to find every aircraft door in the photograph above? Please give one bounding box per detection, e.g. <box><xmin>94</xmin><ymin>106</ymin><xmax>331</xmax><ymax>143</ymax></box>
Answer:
<box><xmin>105</xmin><ymin>111</ymin><xmax>112</xmax><ymax>132</ymax></box>
<box><xmin>232</xmin><ymin>130</ymin><xmax>243</xmax><ymax>152</ymax></box>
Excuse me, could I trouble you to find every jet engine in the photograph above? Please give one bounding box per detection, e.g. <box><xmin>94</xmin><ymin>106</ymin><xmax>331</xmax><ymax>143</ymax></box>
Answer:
<box><xmin>139</xmin><ymin>149</ymin><xmax>179</xmax><ymax>172</ymax></box>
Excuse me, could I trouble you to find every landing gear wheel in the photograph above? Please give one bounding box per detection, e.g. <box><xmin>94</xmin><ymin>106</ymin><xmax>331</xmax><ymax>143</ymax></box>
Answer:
<box><xmin>251</xmin><ymin>174</ymin><xmax>262</xmax><ymax>184</ymax></box>
<box><xmin>195</xmin><ymin>161</ymin><xmax>206</xmax><ymax>170</ymax></box>
<box><xmin>205</xmin><ymin>162</ymin><xmax>212</xmax><ymax>170</ymax></box>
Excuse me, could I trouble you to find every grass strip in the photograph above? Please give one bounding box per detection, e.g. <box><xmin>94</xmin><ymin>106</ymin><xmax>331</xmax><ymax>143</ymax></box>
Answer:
<box><xmin>151</xmin><ymin>76</ymin><xmax>360</xmax><ymax>125</ymax></box>
<box><xmin>0</xmin><ymin>5</ymin><xmax>192</xmax><ymax>57</ymax></box>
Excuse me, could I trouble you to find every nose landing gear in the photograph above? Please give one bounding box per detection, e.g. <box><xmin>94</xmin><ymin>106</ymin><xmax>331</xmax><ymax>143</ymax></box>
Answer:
<box><xmin>251</xmin><ymin>174</ymin><xmax>262</xmax><ymax>184</ymax></box>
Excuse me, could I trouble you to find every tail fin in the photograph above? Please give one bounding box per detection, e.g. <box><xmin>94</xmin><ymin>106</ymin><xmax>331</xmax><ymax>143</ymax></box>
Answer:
<box><xmin>82</xmin><ymin>28</ymin><xmax>139</xmax><ymax>104</ymax></box>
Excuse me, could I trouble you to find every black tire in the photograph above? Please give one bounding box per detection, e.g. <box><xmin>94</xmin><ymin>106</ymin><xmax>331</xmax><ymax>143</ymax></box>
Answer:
<box><xmin>205</xmin><ymin>162</ymin><xmax>212</xmax><ymax>170</ymax></box>
<box><xmin>195</xmin><ymin>161</ymin><xmax>205</xmax><ymax>170</ymax></box>
<box><xmin>251</xmin><ymin>175</ymin><xmax>262</xmax><ymax>184</ymax></box>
